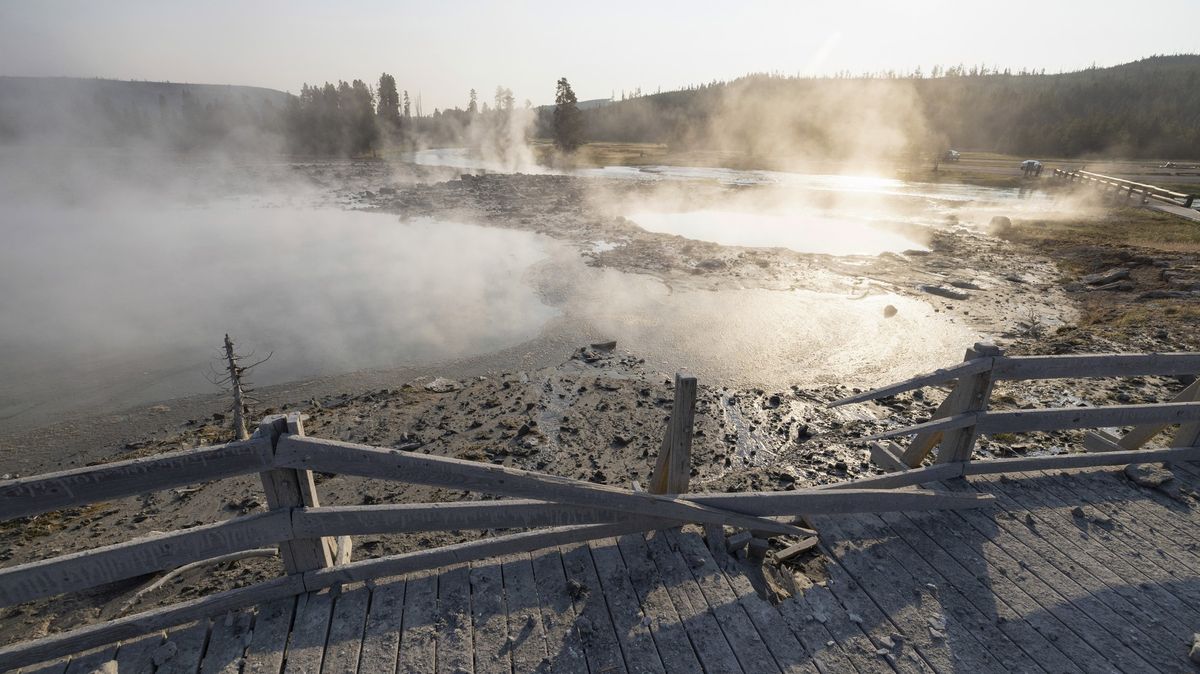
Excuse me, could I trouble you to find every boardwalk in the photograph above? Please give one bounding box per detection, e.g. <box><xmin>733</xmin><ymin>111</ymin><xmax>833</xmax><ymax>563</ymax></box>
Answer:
<box><xmin>13</xmin><ymin>462</ymin><xmax>1200</xmax><ymax>673</ymax></box>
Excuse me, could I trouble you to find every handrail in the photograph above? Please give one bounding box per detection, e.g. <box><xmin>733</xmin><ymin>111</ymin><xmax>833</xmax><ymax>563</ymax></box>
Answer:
<box><xmin>1053</xmin><ymin>167</ymin><xmax>1198</xmax><ymax>208</ymax></box>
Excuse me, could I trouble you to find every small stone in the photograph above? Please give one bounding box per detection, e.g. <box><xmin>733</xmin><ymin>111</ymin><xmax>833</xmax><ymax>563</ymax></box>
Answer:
<box><xmin>423</xmin><ymin>377</ymin><xmax>462</xmax><ymax>393</ymax></box>
<box><xmin>883</xmin><ymin>304</ymin><xmax>898</xmax><ymax>318</ymax></box>
<box><xmin>1190</xmin><ymin>633</ymin><xmax>1200</xmax><ymax>663</ymax></box>
<box><xmin>1125</xmin><ymin>463</ymin><xmax>1175</xmax><ymax>488</ymax></box>
<box><xmin>152</xmin><ymin>641</ymin><xmax>178</xmax><ymax>666</ymax></box>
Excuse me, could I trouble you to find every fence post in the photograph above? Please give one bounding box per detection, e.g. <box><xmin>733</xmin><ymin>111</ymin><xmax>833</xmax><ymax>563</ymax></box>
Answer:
<box><xmin>935</xmin><ymin>343</ymin><xmax>1002</xmax><ymax>464</ymax></box>
<box><xmin>648</xmin><ymin>373</ymin><xmax>697</xmax><ymax>495</ymax></box>
<box><xmin>899</xmin><ymin>343</ymin><xmax>1001</xmax><ymax>467</ymax></box>
<box><xmin>257</xmin><ymin>414</ymin><xmax>336</xmax><ymax>574</ymax></box>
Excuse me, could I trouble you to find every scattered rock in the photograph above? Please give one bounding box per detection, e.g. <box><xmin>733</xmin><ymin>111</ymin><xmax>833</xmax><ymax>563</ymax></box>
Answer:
<box><xmin>987</xmin><ymin>216</ymin><xmax>1013</xmax><ymax>235</ymax></box>
<box><xmin>152</xmin><ymin>641</ymin><xmax>179</xmax><ymax>666</ymax></box>
<box><xmin>1125</xmin><ymin>463</ymin><xmax>1174</xmax><ymax>488</ymax></box>
<box><xmin>1190</xmin><ymin>634</ymin><xmax>1200</xmax><ymax>663</ymax></box>
<box><xmin>589</xmin><ymin>340</ymin><xmax>617</xmax><ymax>352</ymax></box>
<box><xmin>918</xmin><ymin>284</ymin><xmax>970</xmax><ymax>300</ymax></box>
<box><xmin>1089</xmin><ymin>280</ymin><xmax>1135</xmax><ymax>292</ymax></box>
<box><xmin>423</xmin><ymin>377</ymin><xmax>462</xmax><ymax>393</ymax></box>
<box><xmin>883</xmin><ymin>304</ymin><xmax>898</xmax><ymax>318</ymax></box>
<box><xmin>566</xmin><ymin>579</ymin><xmax>588</xmax><ymax>600</ymax></box>
<box><xmin>1081</xmin><ymin>267</ymin><xmax>1130</xmax><ymax>285</ymax></box>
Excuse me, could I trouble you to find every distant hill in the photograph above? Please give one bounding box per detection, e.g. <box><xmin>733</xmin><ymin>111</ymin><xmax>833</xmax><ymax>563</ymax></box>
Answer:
<box><xmin>576</xmin><ymin>55</ymin><xmax>1200</xmax><ymax>160</ymax></box>
<box><xmin>0</xmin><ymin>77</ymin><xmax>293</xmax><ymax>150</ymax></box>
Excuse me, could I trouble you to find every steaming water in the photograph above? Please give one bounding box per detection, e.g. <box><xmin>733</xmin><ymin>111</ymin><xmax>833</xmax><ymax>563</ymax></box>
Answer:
<box><xmin>0</xmin><ymin>208</ymin><xmax>558</xmax><ymax>424</ymax></box>
<box><xmin>626</xmin><ymin>210</ymin><xmax>927</xmax><ymax>255</ymax></box>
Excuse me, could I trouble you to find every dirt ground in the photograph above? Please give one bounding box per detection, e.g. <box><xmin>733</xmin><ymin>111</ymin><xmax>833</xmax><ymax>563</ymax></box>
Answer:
<box><xmin>2</xmin><ymin>171</ymin><xmax>1199</xmax><ymax>648</ymax></box>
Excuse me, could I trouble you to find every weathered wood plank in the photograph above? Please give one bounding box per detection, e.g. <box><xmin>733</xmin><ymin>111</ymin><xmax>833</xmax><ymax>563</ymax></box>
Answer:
<box><xmin>282</xmin><ymin>590</ymin><xmax>335</xmax><ymax>674</ymax></box>
<box><xmin>258</xmin><ymin>416</ymin><xmax>334</xmax><ymax>575</ymax></box>
<box><xmin>302</xmin><ymin>523</ymin><xmax>654</xmax><ymax>590</ymax></box>
<box><xmin>0</xmin><ymin>576</ymin><xmax>304</xmax><ymax>672</ymax></box>
<box><xmin>528</xmin><ymin>548</ymin><xmax>588</xmax><ymax>674</ymax></box>
<box><xmin>771</xmin><ymin>591</ymin><xmax>862</xmax><ymax>674</ymax></box>
<box><xmin>924</xmin><ymin>504</ymin><xmax>1149</xmax><ymax>672</ymax></box>
<box><xmin>435</xmin><ymin>565</ymin><xmax>474</xmax><ymax>674</ymax></box>
<box><xmin>969</xmin><ymin>473</ymin><xmax>1200</xmax><ymax>646</ymax></box>
<box><xmin>640</xmin><ymin>530</ymin><xmax>743</xmax><ymax>673</ymax></box>
<box><xmin>868</xmin><ymin>441</ymin><xmax>907</xmax><ymax>472</ymax></box>
<box><xmin>586</xmin><ymin>537</ymin><xmax>667</xmax><ymax>674</ymax></box>
<box><xmin>612</xmin><ymin>533</ymin><xmax>702</xmax><ymax>674</ymax></box>
<box><xmin>277</xmin><ymin>436</ymin><xmax>806</xmax><ymax>536</ymax></box>
<box><xmin>112</xmin><ymin>631</ymin><xmax>163</xmax><ymax>674</ymax></box>
<box><xmin>13</xmin><ymin>658</ymin><xmax>68</xmax><ymax>674</ymax></box>
<box><xmin>666</xmin><ymin>375</ymin><xmax>697</xmax><ymax>494</ymax></box>
<box><xmin>559</xmin><ymin>542</ymin><xmax>628</xmax><ymax>674</ymax></box>
<box><xmin>292</xmin><ymin>500</ymin><xmax>662</xmax><ymax>537</ymax></box>
<box><xmin>992</xmin><ymin>352</ymin><xmax>1200</xmax><ymax>380</ymax></box>
<box><xmin>797</xmin><ymin>584</ymin><xmax>895</xmax><ymax>674</ymax></box>
<box><xmin>934</xmin><ymin>345</ymin><xmax>999</xmax><ymax>464</ymax></box>
<box><xmin>668</xmin><ymin>530</ymin><xmax>817</xmax><ymax>674</ymax></box>
<box><xmin>397</xmin><ymin>570</ymin><xmax>438</xmax><ymax>674</ymax></box>
<box><xmin>498</xmin><ymin>554</ymin><xmax>550</xmax><ymax>674</ymax></box>
<box><xmin>200</xmin><ymin>609</ymin><xmax>253</xmax><ymax>674</ymax></box>
<box><xmin>0</xmin><ymin>439</ymin><xmax>272</xmax><ymax>520</ymax></box>
<box><xmin>358</xmin><ymin>578</ymin><xmax>405</xmax><ymax>674</ymax></box>
<box><xmin>320</xmin><ymin>585</ymin><xmax>369</xmax><ymax>674</ymax></box>
<box><xmin>963</xmin><ymin>445</ymin><xmax>1200</xmax><ymax>474</ymax></box>
<box><xmin>847</xmin><ymin>512</ymin><xmax>1046</xmax><ymax>672</ymax></box>
<box><xmin>155</xmin><ymin>621</ymin><xmax>208</xmax><ymax>674</ymax></box>
<box><xmin>813</xmin><ymin>514</ymin><xmax>1005</xmax><ymax>673</ymax></box>
<box><xmin>62</xmin><ymin>645</ymin><xmax>117</xmax><ymax>674</ymax></box>
<box><xmin>858</xmin><ymin>412</ymin><xmax>977</xmax><ymax>441</ymax></box>
<box><xmin>242</xmin><ymin>596</ymin><xmax>298</xmax><ymax>674</ymax></box>
<box><xmin>684</xmin><ymin>488</ymin><xmax>993</xmax><ymax>513</ymax></box>
<box><xmin>819</xmin><ymin>463</ymin><xmax>965</xmax><ymax>490</ymax></box>
<box><xmin>469</xmin><ymin>560</ymin><xmax>510</xmax><ymax>674</ymax></box>
<box><xmin>828</xmin><ymin>357</ymin><xmax>994</xmax><ymax>407</ymax></box>
<box><xmin>979</xmin><ymin>402</ymin><xmax>1200</xmax><ymax>434</ymax></box>
<box><xmin>0</xmin><ymin>510</ymin><xmax>290</xmax><ymax>606</ymax></box>
<box><xmin>873</xmin><ymin>509</ymin><xmax>1083</xmax><ymax>673</ymax></box>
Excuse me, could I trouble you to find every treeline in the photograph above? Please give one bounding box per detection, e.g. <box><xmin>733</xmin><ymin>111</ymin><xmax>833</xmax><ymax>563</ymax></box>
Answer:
<box><xmin>579</xmin><ymin>55</ymin><xmax>1200</xmax><ymax>159</ymax></box>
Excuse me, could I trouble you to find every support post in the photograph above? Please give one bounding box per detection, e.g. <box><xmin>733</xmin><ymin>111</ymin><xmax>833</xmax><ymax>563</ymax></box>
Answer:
<box><xmin>648</xmin><ymin>373</ymin><xmax>698</xmax><ymax>495</ymax></box>
<box><xmin>935</xmin><ymin>343</ymin><xmax>1002</xmax><ymax>464</ymax></box>
<box><xmin>899</xmin><ymin>343</ymin><xmax>1000</xmax><ymax>467</ymax></box>
<box><xmin>257</xmin><ymin>414</ymin><xmax>336</xmax><ymax>574</ymax></box>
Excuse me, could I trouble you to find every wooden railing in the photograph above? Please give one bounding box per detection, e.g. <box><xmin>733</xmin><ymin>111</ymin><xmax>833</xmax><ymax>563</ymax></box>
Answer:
<box><xmin>1052</xmin><ymin>168</ymin><xmax>1198</xmax><ymax>209</ymax></box>
<box><xmin>0</xmin><ymin>374</ymin><xmax>997</xmax><ymax>670</ymax></box>
<box><xmin>832</xmin><ymin>344</ymin><xmax>1200</xmax><ymax>472</ymax></box>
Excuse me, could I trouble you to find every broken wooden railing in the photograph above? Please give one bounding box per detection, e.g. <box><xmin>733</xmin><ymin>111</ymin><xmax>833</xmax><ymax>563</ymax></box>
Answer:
<box><xmin>832</xmin><ymin>344</ymin><xmax>1200</xmax><ymax>473</ymax></box>
<box><xmin>1052</xmin><ymin>168</ymin><xmax>1198</xmax><ymax>209</ymax></box>
<box><xmin>0</xmin><ymin>388</ymin><xmax>993</xmax><ymax>670</ymax></box>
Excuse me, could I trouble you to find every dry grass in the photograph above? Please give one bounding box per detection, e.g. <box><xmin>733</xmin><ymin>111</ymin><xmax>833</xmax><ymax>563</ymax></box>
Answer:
<box><xmin>1010</xmin><ymin>207</ymin><xmax>1200</xmax><ymax>254</ymax></box>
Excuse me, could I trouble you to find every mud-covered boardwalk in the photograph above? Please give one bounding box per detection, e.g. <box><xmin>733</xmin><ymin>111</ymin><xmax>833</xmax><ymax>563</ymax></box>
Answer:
<box><xmin>16</xmin><ymin>463</ymin><xmax>1200</xmax><ymax>673</ymax></box>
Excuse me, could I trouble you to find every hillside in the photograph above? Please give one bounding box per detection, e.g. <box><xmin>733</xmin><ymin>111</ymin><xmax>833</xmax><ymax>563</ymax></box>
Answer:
<box><xmin>576</xmin><ymin>55</ymin><xmax>1200</xmax><ymax>160</ymax></box>
<box><xmin>0</xmin><ymin>77</ymin><xmax>292</xmax><ymax>150</ymax></box>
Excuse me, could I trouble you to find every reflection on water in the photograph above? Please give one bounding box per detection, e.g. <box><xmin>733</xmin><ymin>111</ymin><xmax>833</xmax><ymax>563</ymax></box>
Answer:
<box><xmin>0</xmin><ymin>208</ymin><xmax>558</xmax><ymax>423</ymax></box>
<box><xmin>627</xmin><ymin>209</ymin><xmax>928</xmax><ymax>256</ymax></box>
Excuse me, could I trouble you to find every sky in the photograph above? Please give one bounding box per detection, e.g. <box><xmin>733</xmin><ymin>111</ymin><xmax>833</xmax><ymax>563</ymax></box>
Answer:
<box><xmin>2</xmin><ymin>0</ymin><xmax>1196</xmax><ymax>111</ymax></box>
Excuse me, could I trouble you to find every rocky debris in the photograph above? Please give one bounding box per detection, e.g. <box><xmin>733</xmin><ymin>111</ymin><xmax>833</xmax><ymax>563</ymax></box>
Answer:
<box><xmin>566</xmin><ymin>578</ymin><xmax>588</xmax><ymax>599</ymax></box>
<box><xmin>1140</xmin><ymin>289</ymin><xmax>1200</xmax><ymax>299</ymax></box>
<box><xmin>949</xmin><ymin>279</ymin><xmax>982</xmax><ymax>290</ymax></box>
<box><xmin>152</xmin><ymin>641</ymin><xmax>179</xmax><ymax>666</ymax></box>
<box><xmin>423</xmin><ymin>377</ymin><xmax>462</xmax><ymax>393</ymax></box>
<box><xmin>918</xmin><ymin>284</ymin><xmax>970</xmax><ymax>300</ymax></box>
<box><xmin>1081</xmin><ymin>267</ymin><xmax>1130</xmax><ymax>285</ymax></box>
<box><xmin>882</xmin><ymin>304</ymin><xmax>898</xmax><ymax>318</ymax></box>
<box><xmin>986</xmin><ymin>216</ymin><xmax>1013</xmax><ymax>236</ymax></box>
<box><xmin>1125</xmin><ymin>463</ymin><xmax>1174</xmax><ymax>488</ymax></box>
<box><xmin>1190</xmin><ymin>634</ymin><xmax>1200</xmax><ymax>664</ymax></box>
<box><xmin>589</xmin><ymin>340</ymin><xmax>617</xmax><ymax>352</ymax></box>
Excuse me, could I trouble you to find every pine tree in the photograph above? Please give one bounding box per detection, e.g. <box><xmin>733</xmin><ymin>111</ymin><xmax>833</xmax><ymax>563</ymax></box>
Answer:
<box><xmin>376</xmin><ymin>73</ymin><xmax>401</xmax><ymax>127</ymax></box>
<box><xmin>553</xmin><ymin>77</ymin><xmax>584</xmax><ymax>152</ymax></box>
<box><xmin>468</xmin><ymin>89</ymin><xmax>478</xmax><ymax>115</ymax></box>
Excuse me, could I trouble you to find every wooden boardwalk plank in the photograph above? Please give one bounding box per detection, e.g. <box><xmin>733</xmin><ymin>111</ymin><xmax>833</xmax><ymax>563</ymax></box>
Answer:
<box><xmin>358</xmin><ymin>578</ymin><xmax>406</xmax><ymax>674</ymax></box>
<box><xmin>112</xmin><ymin>631</ymin><xmax>163</xmax><ymax>674</ymax></box>
<box><xmin>817</xmin><ymin>551</ymin><xmax>932</xmax><ymax>674</ymax></box>
<box><xmin>640</xmin><ymin>530</ymin><xmax>744</xmax><ymax>674</ymax></box>
<box><xmin>587</xmin><ymin>537</ymin><xmax>667</xmax><ymax>674</ymax></box>
<box><xmin>16</xmin><ymin>659</ymin><xmax>67</xmax><ymax>674</ymax></box>
<box><xmin>875</xmin><ymin>509</ymin><xmax>1083</xmax><ymax>673</ymax></box>
<box><xmin>242</xmin><ymin>596</ymin><xmax>297</xmax><ymax>674</ymax></box>
<box><xmin>844</xmin><ymin>513</ymin><xmax>1048</xmax><ymax>673</ymax></box>
<box><xmin>668</xmin><ymin>530</ymin><xmax>818</xmax><ymax>674</ymax></box>
<box><xmin>62</xmin><ymin>645</ymin><xmax>117</xmax><ymax>674</ymax></box>
<box><xmin>560</xmin><ymin>542</ymin><xmax>628</xmax><ymax>674</ymax></box>
<box><xmin>529</xmin><ymin>548</ymin><xmax>588</xmax><ymax>674</ymax></box>
<box><xmin>910</xmin><ymin>504</ymin><xmax>1141</xmax><ymax>673</ymax></box>
<box><xmin>966</xmin><ymin>472</ymin><xmax>1200</xmax><ymax>644</ymax></box>
<box><xmin>469</xmin><ymin>560</ymin><xmax>510</xmax><ymax>674</ymax></box>
<box><xmin>938</xmin><ymin>492</ymin><xmax>1169</xmax><ymax>672</ymax></box>
<box><xmin>813</xmin><ymin>514</ymin><xmax>1008</xmax><ymax>673</ymax></box>
<box><xmin>200</xmin><ymin>609</ymin><xmax>253</xmax><ymax>674</ymax></box>
<box><xmin>156</xmin><ymin>621</ymin><xmax>209</xmax><ymax>674</ymax></box>
<box><xmin>797</xmin><ymin>584</ymin><xmax>894</xmax><ymax>674</ymax></box>
<box><xmin>397</xmin><ymin>571</ymin><xmax>438</xmax><ymax>674</ymax></box>
<box><xmin>499</xmin><ymin>553</ymin><xmax>551</xmax><ymax>674</ymax></box>
<box><xmin>613</xmin><ymin>533</ymin><xmax>703</xmax><ymax>674</ymax></box>
<box><xmin>282</xmin><ymin>590</ymin><xmax>335</xmax><ymax>674</ymax></box>
<box><xmin>772</xmin><ymin>590</ymin><xmax>865</xmax><ymax>674</ymax></box>
<box><xmin>321</xmin><ymin>585</ymin><xmax>370</xmax><ymax>674</ymax></box>
<box><xmin>435</xmin><ymin>565</ymin><xmax>474</xmax><ymax>674</ymax></box>
<box><xmin>1062</xmin><ymin>467</ymin><xmax>1200</xmax><ymax>561</ymax></box>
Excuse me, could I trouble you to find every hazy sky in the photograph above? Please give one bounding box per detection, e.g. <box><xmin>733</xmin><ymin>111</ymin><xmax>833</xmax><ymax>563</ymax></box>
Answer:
<box><xmin>2</xmin><ymin>0</ymin><xmax>1195</xmax><ymax>111</ymax></box>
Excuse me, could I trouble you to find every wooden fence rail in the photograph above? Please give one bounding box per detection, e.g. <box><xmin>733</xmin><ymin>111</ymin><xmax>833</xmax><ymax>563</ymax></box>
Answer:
<box><xmin>1052</xmin><ymin>168</ymin><xmax>1198</xmax><ymax>208</ymax></box>
<box><xmin>836</xmin><ymin>344</ymin><xmax>1200</xmax><ymax>470</ymax></box>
